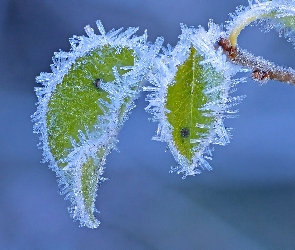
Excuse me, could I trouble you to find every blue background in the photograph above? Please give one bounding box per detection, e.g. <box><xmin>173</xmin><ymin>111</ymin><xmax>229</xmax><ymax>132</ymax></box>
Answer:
<box><xmin>0</xmin><ymin>0</ymin><xmax>295</xmax><ymax>249</ymax></box>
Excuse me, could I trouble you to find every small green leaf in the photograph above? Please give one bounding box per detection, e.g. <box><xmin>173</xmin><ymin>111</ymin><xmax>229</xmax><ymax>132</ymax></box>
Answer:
<box><xmin>145</xmin><ymin>23</ymin><xmax>244</xmax><ymax>177</ymax></box>
<box><xmin>166</xmin><ymin>47</ymin><xmax>222</xmax><ymax>162</ymax></box>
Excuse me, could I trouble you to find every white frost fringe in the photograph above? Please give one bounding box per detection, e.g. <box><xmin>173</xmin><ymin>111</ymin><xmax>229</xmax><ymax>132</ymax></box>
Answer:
<box><xmin>145</xmin><ymin>22</ymin><xmax>245</xmax><ymax>178</ymax></box>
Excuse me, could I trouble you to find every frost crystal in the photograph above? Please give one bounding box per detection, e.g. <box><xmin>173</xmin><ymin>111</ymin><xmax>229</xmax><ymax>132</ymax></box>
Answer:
<box><xmin>32</xmin><ymin>21</ymin><xmax>163</xmax><ymax>228</ymax></box>
<box><xmin>145</xmin><ymin>22</ymin><xmax>245</xmax><ymax>177</ymax></box>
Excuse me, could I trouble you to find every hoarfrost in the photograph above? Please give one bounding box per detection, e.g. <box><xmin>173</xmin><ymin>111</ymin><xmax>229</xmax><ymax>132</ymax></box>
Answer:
<box><xmin>144</xmin><ymin>22</ymin><xmax>245</xmax><ymax>177</ymax></box>
<box><xmin>32</xmin><ymin>21</ymin><xmax>163</xmax><ymax>228</ymax></box>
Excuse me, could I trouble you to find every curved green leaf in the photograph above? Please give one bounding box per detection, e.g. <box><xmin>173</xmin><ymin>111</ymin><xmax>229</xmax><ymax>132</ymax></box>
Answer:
<box><xmin>32</xmin><ymin>21</ymin><xmax>162</xmax><ymax>228</ymax></box>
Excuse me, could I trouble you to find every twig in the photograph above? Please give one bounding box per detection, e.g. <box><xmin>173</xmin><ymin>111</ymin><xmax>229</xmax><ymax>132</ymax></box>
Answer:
<box><xmin>218</xmin><ymin>38</ymin><xmax>295</xmax><ymax>85</ymax></box>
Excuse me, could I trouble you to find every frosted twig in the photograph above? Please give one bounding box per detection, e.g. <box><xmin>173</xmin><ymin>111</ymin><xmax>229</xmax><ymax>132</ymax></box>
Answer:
<box><xmin>218</xmin><ymin>38</ymin><xmax>295</xmax><ymax>85</ymax></box>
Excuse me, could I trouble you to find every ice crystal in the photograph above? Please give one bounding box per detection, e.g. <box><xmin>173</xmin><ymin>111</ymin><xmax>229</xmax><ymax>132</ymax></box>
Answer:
<box><xmin>32</xmin><ymin>21</ymin><xmax>163</xmax><ymax>228</ymax></box>
<box><xmin>144</xmin><ymin>22</ymin><xmax>245</xmax><ymax>177</ymax></box>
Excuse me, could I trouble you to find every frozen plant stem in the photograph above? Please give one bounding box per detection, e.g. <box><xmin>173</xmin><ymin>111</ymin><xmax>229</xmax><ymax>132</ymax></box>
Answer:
<box><xmin>218</xmin><ymin>37</ymin><xmax>295</xmax><ymax>85</ymax></box>
<box><xmin>220</xmin><ymin>0</ymin><xmax>295</xmax><ymax>85</ymax></box>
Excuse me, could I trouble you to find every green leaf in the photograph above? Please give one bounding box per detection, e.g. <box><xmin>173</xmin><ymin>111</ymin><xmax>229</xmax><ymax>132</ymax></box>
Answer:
<box><xmin>165</xmin><ymin>47</ymin><xmax>222</xmax><ymax>162</ymax></box>
<box><xmin>47</xmin><ymin>45</ymin><xmax>134</xmax><ymax>166</ymax></box>
<box><xmin>32</xmin><ymin>21</ymin><xmax>162</xmax><ymax>228</ymax></box>
<box><xmin>145</xmin><ymin>23</ymin><xmax>244</xmax><ymax>177</ymax></box>
<box><xmin>47</xmin><ymin>46</ymin><xmax>134</xmax><ymax>228</ymax></box>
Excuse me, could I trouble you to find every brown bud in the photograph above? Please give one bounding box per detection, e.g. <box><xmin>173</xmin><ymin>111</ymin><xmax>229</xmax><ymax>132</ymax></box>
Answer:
<box><xmin>218</xmin><ymin>38</ymin><xmax>237</xmax><ymax>59</ymax></box>
<box><xmin>252</xmin><ymin>70</ymin><xmax>270</xmax><ymax>81</ymax></box>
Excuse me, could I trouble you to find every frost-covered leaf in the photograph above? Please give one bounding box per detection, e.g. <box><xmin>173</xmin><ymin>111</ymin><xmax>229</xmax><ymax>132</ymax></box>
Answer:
<box><xmin>32</xmin><ymin>21</ymin><xmax>162</xmax><ymax>228</ymax></box>
<box><xmin>145</xmin><ymin>22</ymin><xmax>244</xmax><ymax>177</ymax></box>
<box><xmin>165</xmin><ymin>47</ymin><xmax>221</xmax><ymax>162</ymax></box>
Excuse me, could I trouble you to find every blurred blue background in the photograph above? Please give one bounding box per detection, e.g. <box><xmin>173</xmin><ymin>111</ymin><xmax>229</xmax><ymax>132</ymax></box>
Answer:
<box><xmin>0</xmin><ymin>0</ymin><xmax>295</xmax><ymax>249</ymax></box>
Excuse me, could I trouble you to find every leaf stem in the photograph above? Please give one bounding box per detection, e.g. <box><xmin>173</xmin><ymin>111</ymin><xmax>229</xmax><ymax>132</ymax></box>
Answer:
<box><xmin>228</xmin><ymin>1</ymin><xmax>295</xmax><ymax>48</ymax></box>
<box><xmin>228</xmin><ymin>2</ymin><xmax>272</xmax><ymax>47</ymax></box>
